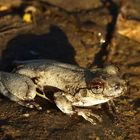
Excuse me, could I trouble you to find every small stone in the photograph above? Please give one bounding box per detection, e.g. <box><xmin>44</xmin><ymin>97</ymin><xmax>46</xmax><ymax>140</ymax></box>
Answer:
<box><xmin>22</xmin><ymin>113</ymin><xmax>30</xmax><ymax>117</ymax></box>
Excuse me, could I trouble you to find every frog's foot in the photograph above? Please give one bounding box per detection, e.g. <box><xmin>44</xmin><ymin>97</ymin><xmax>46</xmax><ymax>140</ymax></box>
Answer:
<box><xmin>106</xmin><ymin>100</ymin><xmax>119</xmax><ymax>121</ymax></box>
<box><xmin>107</xmin><ymin>100</ymin><xmax>118</xmax><ymax>113</ymax></box>
<box><xmin>17</xmin><ymin>100</ymin><xmax>42</xmax><ymax>110</ymax></box>
<box><xmin>76</xmin><ymin>108</ymin><xmax>102</xmax><ymax>125</ymax></box>
<box><xmin>0</xmin><ymin>90</ymin><xmax>41</xmax><ymax>110</ymax></box>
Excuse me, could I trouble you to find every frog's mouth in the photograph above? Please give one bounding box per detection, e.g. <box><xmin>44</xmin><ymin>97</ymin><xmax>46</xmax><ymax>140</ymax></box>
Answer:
<box><xmin>103</xmin><ymin>94</ymin><xmax>120</xmax><ymax>98</ymax></box>
<box><xmin>103</xmin><ymin>87</ymin><xmax>126</xmax><ymax>98</ymax></box>
<box><xmin>72</xmin><ymin>97</ymin><xmax>110</xmax><ymax>107</ymax></box>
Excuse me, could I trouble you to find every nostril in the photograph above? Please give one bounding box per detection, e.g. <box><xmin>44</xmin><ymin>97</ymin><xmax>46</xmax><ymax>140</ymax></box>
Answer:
<box><xmin>114</xmin><ymin>83</ymin><xmax>120</xmax><ymax>90</ymax></box>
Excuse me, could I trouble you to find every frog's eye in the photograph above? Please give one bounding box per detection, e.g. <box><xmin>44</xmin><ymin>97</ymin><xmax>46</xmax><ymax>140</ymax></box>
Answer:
<box><xmin>89</xmin><ymin>79</ymin><xmax>104</xmax><ymax>94</ymax></box>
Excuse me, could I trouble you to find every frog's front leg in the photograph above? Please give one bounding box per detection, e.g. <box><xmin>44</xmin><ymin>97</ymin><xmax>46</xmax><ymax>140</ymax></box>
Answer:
<box><xmin>54</xmin><ymin>92</ymin><xmax>74</xmax><ymax>114</ymax></box>
<box><xmin>107</xmin><ymin>100</ymin><xmax>117</xmax><ymax>113</ymax></box>
<box><xmin>75</xmin><ymin>108</ymin><xmax>102</xmax><ymax>125</ymax></box>
<box><xmin>54</xmin><ymin>92</ymin><xmax>102</xmax><ymax>125</ymax></box>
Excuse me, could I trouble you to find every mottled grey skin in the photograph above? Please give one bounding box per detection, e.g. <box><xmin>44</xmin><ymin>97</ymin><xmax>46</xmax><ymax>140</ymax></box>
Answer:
<box><xmin>0</xmin><ymin>72</ymin><xmax>41</xmax><ymax>110</ymax></box>
<box><xmin>15</xmin><ymin>59</ymin><xmax>127</xmax><ymax>124</ymax></box>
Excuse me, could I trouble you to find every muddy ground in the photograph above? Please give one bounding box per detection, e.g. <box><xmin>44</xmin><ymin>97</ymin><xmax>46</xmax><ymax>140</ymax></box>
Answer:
<box><xmin>0</xmin><ymin>0</ymin><xmax>139</xmax><ymax>140</ymax></box>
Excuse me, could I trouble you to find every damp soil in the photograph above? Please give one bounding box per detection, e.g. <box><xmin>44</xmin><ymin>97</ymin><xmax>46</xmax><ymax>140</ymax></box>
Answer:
<box><xmin>0</xmin><ymin>0</ymin><xmax>139</xmax><ymax>140</ymax></box>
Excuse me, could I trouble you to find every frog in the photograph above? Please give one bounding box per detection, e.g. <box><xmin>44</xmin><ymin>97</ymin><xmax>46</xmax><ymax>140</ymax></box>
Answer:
<box><xmin>0</xmin><ymin>71</ymin><xmax>44</xmax><ymax>110</ymax></box>
<box><xmin>14</xmin><ymin>59</ymin><xmax>127</xmax><ymax>124</ymax></box>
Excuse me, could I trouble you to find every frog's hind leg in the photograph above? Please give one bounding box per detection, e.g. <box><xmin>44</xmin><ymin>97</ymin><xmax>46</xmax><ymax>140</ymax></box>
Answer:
<box><xmin>0</xmin><ymin>80</ymin><xmax>42</xmax><ymax>110</ymax></box>
<box><xmin>7</xmin><ymin>92</ymin><xmax>42</xmax><ymax>110</ymax></box>
<box><xmin>0</xmin><ymin>82</ymin><xmax>20</xmax><ymax>103</ymax></box>
<box><xmin>0</xmin><ymin>86</ymin><xmax>41</xmax><ymax>110</ymax></box>
<box><xmin>10</xmin><ymin>93</ymin><xmax>42</xmax><ymax>110</ymax></box>
<box><xmin>18</xmin><ymin>99</ymin><xmax>42</xmax><ymax>110</ymax></box>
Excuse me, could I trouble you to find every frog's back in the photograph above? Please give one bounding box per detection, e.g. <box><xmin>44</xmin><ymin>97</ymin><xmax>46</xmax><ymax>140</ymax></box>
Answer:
<box><xmin>15</xmin><ymin>59</ymin><xmax>94</xmax><ymax>91</ymax></box>
<box><xmin>41</xmin><ymin>65</ymin><xmax>94</xmax><ymax>92</ymax></box>
<box><xmin>15</xmin><ymin>59</ymin><xmax>84</xmax><ymax>72</ymax></box>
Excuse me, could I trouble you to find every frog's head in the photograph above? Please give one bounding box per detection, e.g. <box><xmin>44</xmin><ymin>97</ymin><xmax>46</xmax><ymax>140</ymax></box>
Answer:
<box><xmin>88</xmin><ymin>65</ymin><xmax>127</xmax><ymax>98</ymax></box>
<box><xmin>74</xmin><ymin>65</ymin><xmax>127</xmax><ymax>107</ymax></box>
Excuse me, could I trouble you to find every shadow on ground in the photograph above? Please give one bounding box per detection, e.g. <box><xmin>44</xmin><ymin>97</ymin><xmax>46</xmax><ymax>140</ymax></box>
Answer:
<box><xmin>0</xmin><ymin>25</ymin><xmax>76</xmax><ymax>71</ymax></box>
